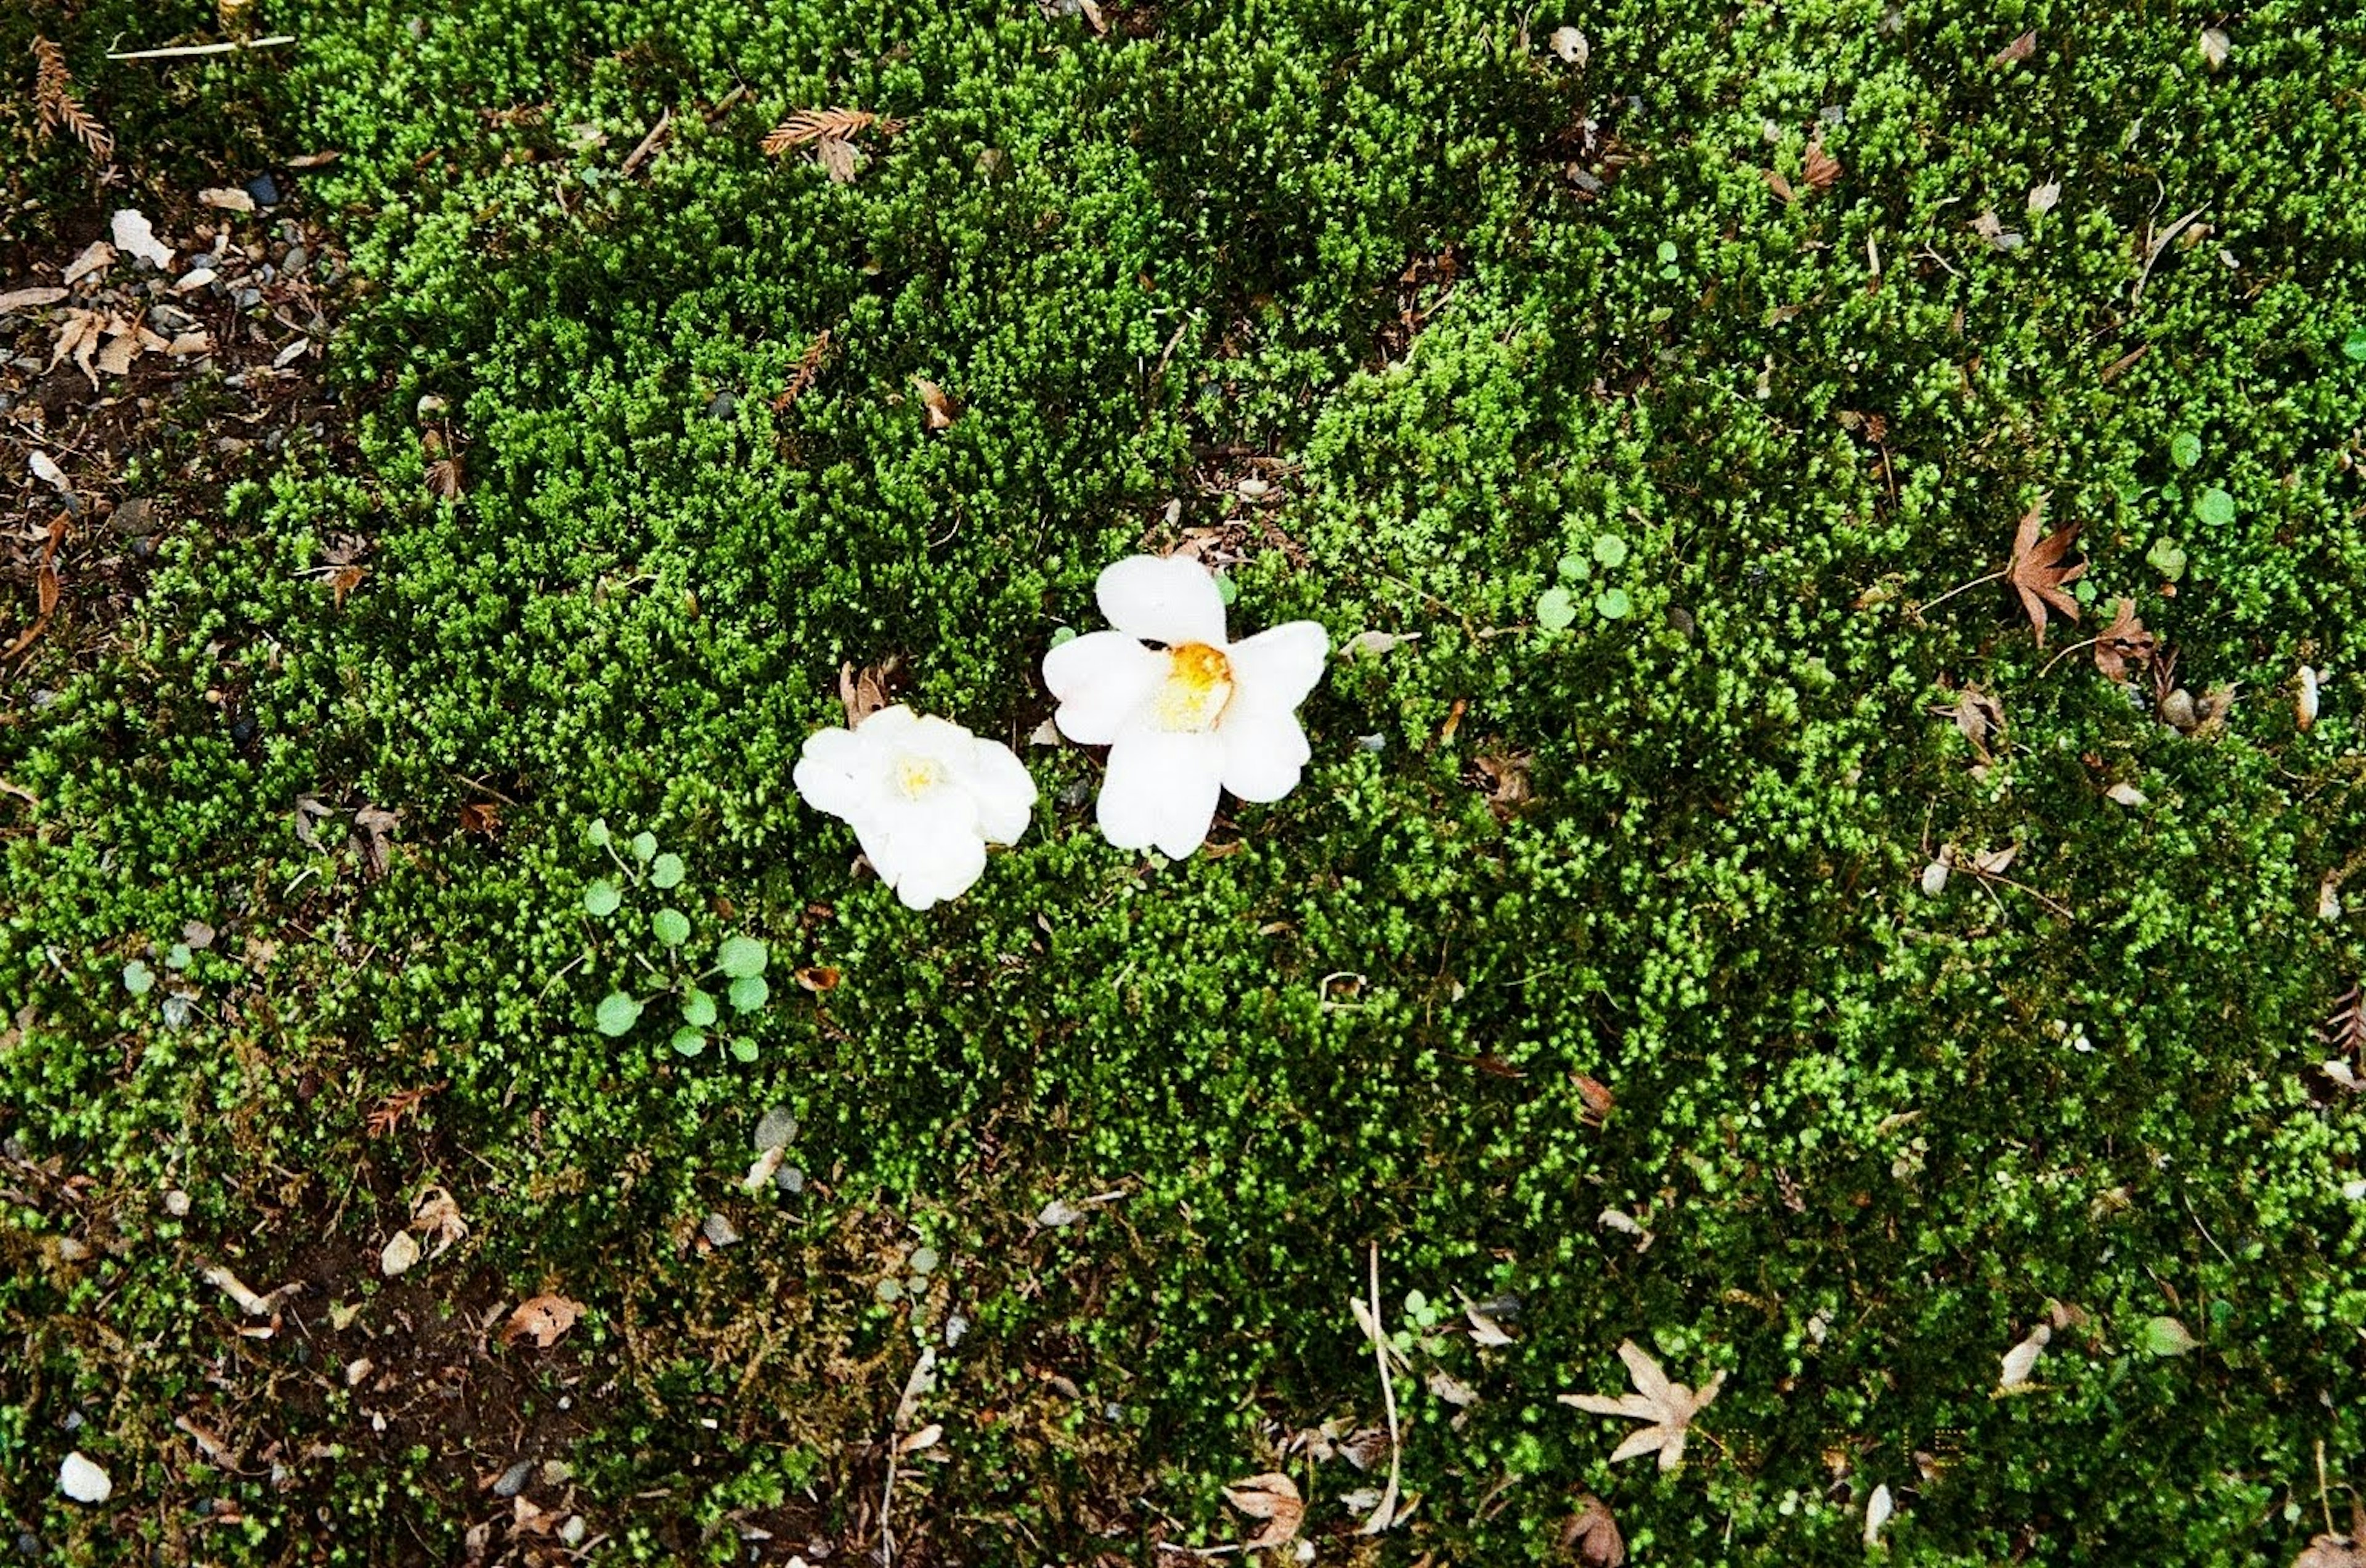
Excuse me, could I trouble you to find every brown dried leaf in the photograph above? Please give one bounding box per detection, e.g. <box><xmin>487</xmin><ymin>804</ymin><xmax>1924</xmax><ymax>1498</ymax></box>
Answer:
<box><xmin>1572</xmin><ymin>1071</ymin><xmax>1615</xmax><ymax>1127</ymax></box>
<box><xmin>1993</xmin><ymin>30</ymin><xmax>2037</xmax><ymax>67</ymax></box>
<box><xmin>2007</xmin><ymin>495</ymin><xmax>2085</xmax><ymax>643</ymax></box>
<box><xmin>913</xmin><ymin>376</ymin><xmax>959</xmax><ymax>430</ymax></box>
<box><xmin>425</xmin><ymin>456</ymin><xmax>465</xmax><ymax>500</ymax></box>
<box><xmin>352</xmin><ymin>804</ymin><xmax>400</xmax><ymax>878</ymax></box>
<box><xmin>31</xmin><ymin>38</ymin><xmax>113</xmax><ymax>161</ymax></box>
<box><xmin>2092</xmin><ymin>598</ymin><xmax>2156</xmax><ymax>681</ymax></box>
<box><xmin>814</xmin><ymin>136</ymin><xmax>862</xmax><ymax>184</ymax></box>
<box><xmin>198</xmin><ymin>186</ymin><xmax>256</xmax><ymax>213</ymax></box>
<box><xmin>329</xmin><ymin>564</ymin><xmax>368</xmax><ymax>609</ymax></box>
<box><xmin>0</xmin><ymin>286</ymin><xmax>68</xmax><ymax>312</ymax></box>
<box><xmin>839</xmin><ymin>656</ymin><xmax>899</xmax><ymax>726</ymax></box>
<box><xmin>94</xmin><ymin>331</ymin><xmax>138</xmax><ymax>378</ymax></box>
<box><xmin>1223</xmin><ymin>1473</ymin><xmax>1304</xmax><ymax>1551</ymax></box>
<box><xmin>1802</xmin><ymin>134</ymin><xmax>1842</xmax><ymax>191</ymax></box>
<box><xmin>1562</xmin><ymin>1493</ymin><xmax>1628</xmax><ymax>1567</ymax></box>
<box><xmin>1558</xmin><ymin>1340</ymin><xmax>1725</xmax><ymax>1471</ymax></box>
<box><xmin>794</xmin><ymin>965</ymin><xmax>840</xmax><ymax>992</ymax></box>
<box><xmin>1935</xmin><ymin>685</ymin><xmax>2005</xmax><ymax>763</ymax></box>
<box><xmin>2324</xmin><ymin>986</ymin><xmax>2366</xmax><ymax>1056</ymax></box>
<box><xmin>1474</xmin><ymin>749</ymin><xmax>1534</xmax><ymax>818</ymax></box>
<box><xmin>502</xmin><ymin>1293</ymin><xmax>583</xmax><ymax>1349</ymax></box>
<box><xmin>1763</xmin><ymin>168</ymin><xmax>1797</xmax><ymax>204</ymax></box>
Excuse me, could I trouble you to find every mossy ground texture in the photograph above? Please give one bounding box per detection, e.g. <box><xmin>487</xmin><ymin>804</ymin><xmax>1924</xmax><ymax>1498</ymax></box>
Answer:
<box><xmin>7</xmin><ymin>1</ymin><xmax>2366</xmax><ymax>1562</ymax></box>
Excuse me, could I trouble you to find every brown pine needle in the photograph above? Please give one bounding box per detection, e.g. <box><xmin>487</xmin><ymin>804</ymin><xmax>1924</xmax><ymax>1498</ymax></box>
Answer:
<box><xmin>31</xmin><ymin>38</ymin><xmax>115</xmax><ymax>161</ymax></box>
<box><xmin>761</xmin><ymin>107</ymin><xmax>901</xmax><ymax>155</ymax></box>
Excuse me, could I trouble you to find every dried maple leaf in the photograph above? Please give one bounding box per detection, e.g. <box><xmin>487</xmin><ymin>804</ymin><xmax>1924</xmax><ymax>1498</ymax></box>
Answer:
<box><xmin>1562</xmin><ymin>1493</ymin><xmax>1627</xmax><ymax>1566</ymax></box>
<box><xmin>2006</xmin><ymin>495</ymin><xmax>2085</xmax><ymax>644</ymax></box>
<box><xmin>502</xmin><ymin>1293</ymin><xmax>583</xmax><ymax>1349</ymax></box>
<box><xmin>1223</xmin><ymin>1472</ymin><xmax>1304</xmax><ymax>1551</ymax></box>
<box><xmin>2092</xmin><ymin>598</ymin><xmax>2156</xmax><ymax>681</ymax></box>
<box><xmin>1558</xmin><ymin>1339</ymin><xmax>1725</xmax><ymax>1471</ymax></box>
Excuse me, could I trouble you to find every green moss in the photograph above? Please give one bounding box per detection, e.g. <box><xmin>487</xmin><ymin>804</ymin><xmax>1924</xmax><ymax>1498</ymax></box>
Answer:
<box><xmin>6</xmin><ymin>0</ymin><xmax>2366</xmax><ymax>1562</ymax></box>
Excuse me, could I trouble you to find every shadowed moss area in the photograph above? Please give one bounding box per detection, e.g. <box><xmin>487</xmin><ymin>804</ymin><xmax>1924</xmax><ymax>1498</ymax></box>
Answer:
<box><xmin>6</xmin><ymin>0</ymin><xmax>2366</xmax><ymax>1562</ymax></box>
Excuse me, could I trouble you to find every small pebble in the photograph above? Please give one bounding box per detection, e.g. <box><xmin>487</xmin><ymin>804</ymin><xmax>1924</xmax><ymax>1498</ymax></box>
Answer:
<box><xmin>492</xmin><ymin>1461</ymin><xmax>533</xmax><ymax>1498</ymax></box>
<box><xmin>282</xmin><ymin>245</ymin><xmax>309</xmax><ymax>276</ymax></box>
<box><xmin>701</xmin><ymin>1212</ymin><xmax>741</xmax><ymax>1248</ymax></box>
<box><xmin>245</xmin><ymin>173</ymin><xmax>280</xmax><ymax>207</ymax></box>
<box><xmin>705</xmin><ymin>391</ymin><xmax>738</xmax><ymax>420</ymax></box>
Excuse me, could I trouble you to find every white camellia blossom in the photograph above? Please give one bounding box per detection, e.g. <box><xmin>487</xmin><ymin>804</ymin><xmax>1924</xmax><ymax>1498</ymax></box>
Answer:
<box><xmin>1043</xmin><ymin>554</ymin><xmax>1328</xmax><ymax>858</ymax></box>
<box><xmin>793</xmin><ymin>705</ymin><xmax>1036</xmax><ymax>911</ymax></box>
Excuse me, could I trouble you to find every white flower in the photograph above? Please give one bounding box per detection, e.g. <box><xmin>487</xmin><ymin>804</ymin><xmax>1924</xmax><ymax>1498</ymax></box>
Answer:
<box><xmin>1042</xmin><ymin>554</ymin><xmax>1328</xmax><ymax>858</ymax></box>
<box><xmin>792</xmin><ymin>705</ymin><xmax>1036</xmax><ymax>910</ymax></box>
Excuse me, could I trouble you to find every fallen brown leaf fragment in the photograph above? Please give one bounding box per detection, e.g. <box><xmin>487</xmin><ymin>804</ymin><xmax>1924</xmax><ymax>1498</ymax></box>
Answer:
<box><xmin>1764</xmin><ymin>168</ymin><xmax>1797</xmax><ymax>204</ymax></box>
<box><xmin>1572</xmin><ymin>1071</ymin><xmax>1615</xmax><ymax>1127</ymax></box>
<box><xmin>1562</xmin><ymin>1493</ymin><xmax>1627</xmax><ymax>1566</ymax></box>
<box><xmin>502</xmin><ymin>1293</ymin><xmax>583</xmax><ymax>1349</ymax></box>
<box><xmin>2295</xmin><ymin>1535</ymin><xmax>2366</xmax><ymax>1568</ymax></box>
<box><xmin>1802</xmin><ymin>133</ymin><xmax>1842</xmax><ymax>191</ymax></box>
<box><xmin>1223</xmin><ymin>1471</ymin><xmax>1304</xmax><ymax>1551</ymax></box>
<box><xmin>839</xmin><ymin>656</ymin><xmax>899</xmax><ymax>726</ymax></box>
<box><xmin>1940</xmin><ymin>684</ymin><xmax>2006</xmax><ymax>763</ymax></box>
<box><xmin>913</xmin><ymin>376</ymin><xmax>959</xmax><ymax>430</ymax></box>
<box><xmin>2092</xmin><ymin>598</ymin><xmax>2155</xmax><ymax>681</ymax></box>
<box><xmin>1993</xmin><ymin>30</ymin><xmax>2037</xmax><ymax>67</ymax></box>
<box><xmin>2006</xmin><ymin>495</ymin><xmax>2084</xmax><ymax>643</ymax></box>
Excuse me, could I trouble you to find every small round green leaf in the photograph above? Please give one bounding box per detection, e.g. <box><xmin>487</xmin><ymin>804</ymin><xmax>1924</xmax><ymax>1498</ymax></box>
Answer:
<box><xmin>717</xmin><ymin>935</ymin><xmax>768</xmax><ymax>979</ymax></box>
<box><xmin>729</xmin><ymin>973</ymin><xmax>770</xmax><ymax>1013</ymax></box>
<box><xmin>630</xmin><ymin>831</ymin><xmax>657</xmax><ymax>863</ymax></box>
<box><xmin>2141</xmin><ymin>1315</ymin><xmax>2198</xmax><ymax>1357</ymax></box>
<box><xmin>669</xmin><ymin>1026</ymin><xmax>707</xmax><ymax>1057</ymax></box>
<box><xmin>583</xmin><ymin>879</ymin><xmax>622</xmax><ymax>917</ymax></box>
<box><xmin>1536</xmin><ymin>587</ymin><xmax>1577</xmax><ymax>631</ymax></box>
<box><xmin>585</xmin><ymin>817</ymin><xmax>612</xmax><ymax>847</ymax></box>
<box><xmin>1048</xmin><ymin>625</ymin><xmax>1078</xmax><ymax>649</ymax></box>
<box><xmin>2196</xmin><ymin>487</ymin><xmax>2237</xmax><ymax>527</ymax></box>
<box><xmin>595</xmin><ymin>991</ymin><xmax>642</xmax><ymax>1036</ymax></box>
<box><xmin>1655</xmin><ymin>240</ymin><xmax>1678</xmax><ymax>265</ymax></box>
<box><xmin>2344</xmin><ymin>328</ymin><xmax>2366</xmax><ymax>363</ymax></box>
<box><xmin>651</xmin><ymin>908</ymin><xmax>691</xmax><ymax>947</ymax></box>
<box><xmin>2169</xmin><ymin>431</ymin><xmax>2203</xmax><ymax>469</ymax></box>
<box><xmin>1596</xmin><ymin>587</ymin><xmax>1634</xmax><ymax>620</ymax></box>
<box><xmin>165</xmin><ymin>942</ymin><xmax>193</xmax><ymax>970</ymax></box>
<box><xmin>1214</xmin><ymin>573</ymin><xmax>1239</xmax><ymax>606</ymax></box>
<box><xmin>682</xmin><ymin>989</ymin><xmax>718</xmax><ymax>1028</ymax></box>
<box><xmin>1592</xmin><ymin>534</ymin><xmax>1630</xmax><ymax>568</ymax></box>
<box><xmin>2071</xmin><ymin>578</ymin><xmax>2098</xmax><ymax>606</ymax></box>
<box><xmin>1556</xmin><ymin>553</ymin><xmax>1591</xmax><ymax>580</ymax></box>
<box><xmin>649</xmin><ymin>852</ymin><xmax>686</xmax><ymax>890</ymax></box>
<box><xmin>728</xmin><ymin>1037</ymin><xmax>759</xmax><ymax>1063</ymax></box>
<box><xmin>122</xmin><ymin>959</ymin><xmax>155</xmax><ymax>997</ymax></box>
<box><xmin>2145</xmin><ymin>537</ymin><xmax>2189</xmax><ymax>581</ymax></box>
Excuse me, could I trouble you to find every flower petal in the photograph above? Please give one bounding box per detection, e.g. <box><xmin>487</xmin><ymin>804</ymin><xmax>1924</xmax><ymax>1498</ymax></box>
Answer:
<box><xmin>1225</xmin><ymin>619</ymin><xmax>1330</xmax><ymax>708</ymax></box>
<box><xmin>1043</xmin><ymin>630</ymin><xmax>1163</xmax><ymax>744</ymax></box>
<box><xmin>1217</xmin><ymin>697</ymin><xmax>1312</xmax><ymax>803</ymax></box>
<box><xmin>959</xmin><ymin>735</ymin><xmax>1039</xmax><ymax>845</ymax></box>
<box><xmin>1096</xmin><ymin>554</ymin><xmax>1228</xmax><ymax>648</ymax></box>
<box><xmin>860</xmin><ymin>797</ymin><xmax>988</xmax><ymax>910</ymax></box>
<box><xmin>792</xmin><ymin>725</ymin><xmax>884</xmax><ymax>823</ymax></box>
<box><xmin>1097</xmin><ymin>724</ymin><xmax>1224</xmax><ymax>858</ymax></box>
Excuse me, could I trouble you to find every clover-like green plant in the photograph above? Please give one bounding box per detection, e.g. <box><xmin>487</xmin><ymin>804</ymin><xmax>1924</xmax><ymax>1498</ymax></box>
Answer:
<box><xmin>578</xmin><ymin>819</ymin><xmax>770</xmax><ymax>1060</ymax></box>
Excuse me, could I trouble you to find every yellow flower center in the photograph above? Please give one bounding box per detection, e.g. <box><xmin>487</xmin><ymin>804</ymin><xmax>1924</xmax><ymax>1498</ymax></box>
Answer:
<box><xmin>891</xmin><ymin>754</ymin><xmax>946</xmax><ymax>800</ymax></box>
<box><xmin>1150</xmin><ymin>641</ymin><xmax>1235</xmax><ymax>733</ymax></box>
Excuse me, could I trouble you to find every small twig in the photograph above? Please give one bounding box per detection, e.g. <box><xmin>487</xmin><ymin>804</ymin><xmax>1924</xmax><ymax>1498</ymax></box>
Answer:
<box><xmin>1359</xmin><ymin>1241</ymin><xmax>1404</xmax><ymax>1535</ymax></box>
<box><xmin>2036</xmin><ymin>634</ymin><xmax>2104</xmax><ymax>680</ymax></box>
<box><xmin>2182</xmin><ymin>1187</ymin><xmax>2235</xmax><ymax>1267</ymax></box>
<box><xmin>2319</xmin><ymin>1437</ymin><xmax>2336</xmax><ymax>1539</ymax></box>
<box><xmin>108</xmin><ymin>34</ymin><xmax>295</xmax><ymax>60</ymax></box>
<box><xmin>1915</xmin><ymin>569</ymin><xmax>2006</xmax><ymax>616</ymax></box>
<box><xmin>2133</xmin><ymin>204</ymin><xmax>2208</xmax><ymax>304</ymax></box>
<box><xmin>619</xmin><ymin>108</ymin><xmax>673</xmax><ymax>177</ymax></box>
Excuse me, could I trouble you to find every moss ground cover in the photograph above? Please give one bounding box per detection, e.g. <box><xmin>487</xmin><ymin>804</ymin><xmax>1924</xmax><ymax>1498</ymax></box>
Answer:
<box><xmin>6</xmin><ymin>0</ymin><xmax>2366</xmax><ymax>1561</ymax></box>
